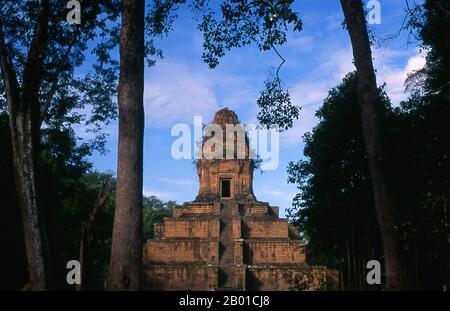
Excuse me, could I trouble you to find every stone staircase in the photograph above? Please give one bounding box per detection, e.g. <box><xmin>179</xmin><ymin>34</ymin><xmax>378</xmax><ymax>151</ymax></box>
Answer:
<box><xmin>218</xmin><ymin>202</ymin><xmax>235</xmax><ymax>289</ymax></box>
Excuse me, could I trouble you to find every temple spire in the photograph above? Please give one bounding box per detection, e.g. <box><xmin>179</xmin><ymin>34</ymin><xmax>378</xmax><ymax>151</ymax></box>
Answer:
<box><xmin>196</xmin><ymin>108</ymin><xmax>255</xmax><ymax>202</ymax></box>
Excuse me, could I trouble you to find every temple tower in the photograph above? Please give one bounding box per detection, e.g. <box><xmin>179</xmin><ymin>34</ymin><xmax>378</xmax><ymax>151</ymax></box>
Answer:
<box><xmin>196</xmin><ymin>108</ymin><xmax>255</xmax><ymax>202</ymax></box>
<box><xmin>143</xmin><ymin>108</ymin><xmax>327</xmax><ymax>291</ymax></box>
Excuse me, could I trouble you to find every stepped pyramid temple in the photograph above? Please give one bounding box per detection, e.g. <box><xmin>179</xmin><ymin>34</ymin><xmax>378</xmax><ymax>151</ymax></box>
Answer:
<box><xmin>143</xmin><ymin>108</ymin><xmax>327</xmax><ymax>290</ymax></box>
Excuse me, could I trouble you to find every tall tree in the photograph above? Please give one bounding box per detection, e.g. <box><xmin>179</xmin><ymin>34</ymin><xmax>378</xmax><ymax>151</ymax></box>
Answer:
<box><xmin>287</xmin><ymin>73</ymin><xmax>390</xmax><ymax>290</ymax></box>
<box><xmin>106</xmin><ymin>0</ymin><xmax>145</xmax><ymax>290</ymax></box>
<box><xmin>0</xmin><ymin>0</ymin><xmax>51</xmax><ymax>290</ymax></box>
<box><xmin>339</xmin><ymin>0</ymin><xmax>403</xmax><ymax>289</ymax></box>
<box><xmin>0</xmin><ymin>0</ymin><xmax>121</xmax><ymax>290</ymax></box>
<box><xmin>77</xmin><ymin>177</ymin><xmax>114</xmax><ymax>291</ymax></box>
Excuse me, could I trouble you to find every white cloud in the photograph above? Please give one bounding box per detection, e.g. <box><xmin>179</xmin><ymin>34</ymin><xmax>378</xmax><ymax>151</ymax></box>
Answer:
<box><xmin>301</xmin><ymin>11</ymin><xmax>344</xmax><ymax>32</ymax></box>
<box><xmin>375</xmin><ymin>48</ymin><xmax>427</xmax><ymax>105</ymax></box>
<box><xmin>318</xmin><ymin>46</ymin><xmax>427</xmax><ymax>107</ymax></box>
<box><xmin>279</xmin><ymin>46</ymin><xmax>426</xmax><ymax>148</ymax></box>
<box><xmin>323</xmin><ymin>12</ymin><xmax>345</xmax><ymax>31</ymax></box>
<box><xmin>285</xmin><ymin>35</ymin><xmax>315</xmax><ymax>53</ymax></box>
<box><xmin>141</xmin><ymin>38</ymin><xmax>425</xmax><ymax>150</ymax></box>
<box><xmin>321</xmin><ymin>46</ymin><xmax>356</xmax><ymax>80</ymax></box>
<box><xmin>144</xmin><ymin>61</ymin><xmax>220</xmax><ymax>128</ymax></box>
<box><xmin>143</xmin><ymin>60</ymin><xmax>258</xmax><ymax>128</ymax></box>
<box><xmin>281</xmin><ymin>83</ymin><xmax>329</xmax><ymax>147</ymax></box>
<box><xmin>280</xmin><ymin>47</ymin><xmax>355</xmax><ymax>148</ymax></box>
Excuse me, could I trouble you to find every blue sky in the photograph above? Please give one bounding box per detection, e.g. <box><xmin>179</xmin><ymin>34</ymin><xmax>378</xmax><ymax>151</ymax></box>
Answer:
<box><xmin>84</xmin><ymin>0</ymin><xmax>425</xmax><ymax>217</ymax></box>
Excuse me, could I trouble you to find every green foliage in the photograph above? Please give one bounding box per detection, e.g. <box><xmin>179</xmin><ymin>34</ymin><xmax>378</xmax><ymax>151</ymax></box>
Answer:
<box><xmin>257</xmin><ymin>77</ymin><xmax>301</xmax><ymax>131</ymax></box>
<box><xmin>287</xmin><ymin>5</ymin><xmax>450</xmax><ymax>286</ymax></box>
<box><xmin>143</xmin><ymin>196</ymin><xmax>176</xmax><ymax>241</ymax></box>
<box><xmin>287</xmin><ymin>73</ymin><xmax>386</xmax><ymax>274</ymax></box>
<box><xmin>391</xmin><ymin>0</ymin><xmax>449</xmax><ymax>256</ymax></box>
<box><xmin>286</xmin><ymin>0</ymin><xmax>450</xmax><ymax>290</ymax></box>
<box><xmin>0</xmin><ymin>1</ymin><xmax>193</xmax><ymax>289</ymax></box>
<box><xmin>0</xmin><ymin>110</ymin><xmax>116</xmax><ymax>290</ymax></box>
<box><xmin>384</xmin><ymin>2</ymin><xmax>450</xmax><ymax>287</ymax></box>
<box><xmin>418</xmin><ymin>0</ymin><xmax>450</xmax><ymax>96</ymax></box>
<box><xmin>147</xmin><ymin>0</ymin><xmax>187</xmax><ymax>36</ymax></box>
<box><xmin>1</xmin><ymin>0</ymin><xmax>173</xmax><ymax>149</ymax></box>
<box><xmin>197</xmin><ymin>0</ymin><xmax>301</xmax><ymax>69</ymax></box>
<box><xmin>145</xmin><ymin>0</ymin><xmax>184</xmax><ymax>66</ymax></box>
<box><xmin>51</xmin><ymin>171</ymin><xmax>116</xmax><ymax>290</ymax></box>
<box><xmin>145</xmin><ymin>1</ymin><xmax>303</xmax><ymax>130</ymax></box>
<box><xmin>196</xmin><ymin>0</ymin><xmax>302</xmax><ymax>131</ymax></box>
<box><xmin>0</xmin><ymin>1</ymin><xmax>122</xmax><ymax>152</ymax></box>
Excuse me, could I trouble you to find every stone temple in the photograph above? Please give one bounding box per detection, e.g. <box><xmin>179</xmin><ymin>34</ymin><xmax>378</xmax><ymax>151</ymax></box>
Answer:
<box><xmin>143</xmin><ymin>108</ymin><xmax>326</xmax><ymax>290</ymax></box>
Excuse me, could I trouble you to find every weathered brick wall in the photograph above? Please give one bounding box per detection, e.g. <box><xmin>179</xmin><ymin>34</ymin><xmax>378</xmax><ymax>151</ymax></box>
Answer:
<box><xmin>154</xmin><ymin>223</ymin><xmax>163</xmax><ymax>239</ymax></box>
<box><xmin>162</xmin><ymin>218</ymin><xmax>220</xmax><ymax>238</ymax></box>
<box><xmin>288</xmin><ymin>225</ymin><xmax>300</xmax><ymax>239</ymax></box>
<box><xmin>246</xmin><ymin>266</ymin><xmax>326</xmax><ymax>291</ymax></box>
<box><xmin>243</xmin><ymin>219</ymin><xmax>288</xmax><ymax>238</ymax></box>
<box><xmin>220</xmin><ymin>265</ymin><xmax>246</xmax><ymax>290</ymax></box>
<box><xmin>245</xmin><ymin>205</ymin><xmax>269</xmax><ymax>215</ymax></box>
<box><xmin>144</xmin><ymin>240</ymin><xmax>219</xmax><ymax>264</ymax></box>
<box><xmin>234</xmin><ymin>239</ymin><xmax>243</xmax><ymax>263</ymax></box>
<box><xmin>268</xmin><ymin>206</ymin><xmax>279</xmax><ymax>217</ymax></box>
<box><xmin>197</xmin><ymin>159</ymin><xmax>255</xmax><ymax>201</ymax></box>
<box><xmin>144</xmin><ymin>265</ymin><xmax>218</xmax><ymax>290</ymax></box>
<box><xmin>244</xmin><ymin>240</ymin><xmax>305</xmax><ymax>264</ymax></box>
<box><xmin>232</xmin><ymin>219</ymin><xmax>241</xmax><ymax>238</ymax></box>
<box><xmin>173</xmin><ymin>204</ymin><xmax>216</xmax><ymax>217</ymax></box>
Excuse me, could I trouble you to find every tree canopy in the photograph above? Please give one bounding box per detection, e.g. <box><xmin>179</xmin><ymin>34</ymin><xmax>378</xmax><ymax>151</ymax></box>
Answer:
<box><xmin>287</xmin><ymin>0</ymin><xmax>449</xmax><ymax>290</ymax></box>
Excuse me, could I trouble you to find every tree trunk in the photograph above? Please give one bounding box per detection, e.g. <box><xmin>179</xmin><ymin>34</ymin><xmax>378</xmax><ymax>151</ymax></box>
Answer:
<box><xmin>106</xmin><ymin>0</ymin><xmax>145</xmax><ymax>290</ymax></box>
<box><xmin>340</xmin><ymin>0</ymin><xmax>403</xmax><ymax>290</ymax></box>
<box><xmin>0</xmin><ymin>0</ymin><xmax>51</xmax><ymax>290</ymax></box>
<box><xmin>77</xmin><ymin>179</ymin><xmax>114</xmax><ymax>291</ymax></box>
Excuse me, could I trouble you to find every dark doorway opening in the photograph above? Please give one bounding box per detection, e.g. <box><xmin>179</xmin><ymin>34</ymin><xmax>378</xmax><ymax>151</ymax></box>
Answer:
<box><xmin>221</xmin><ymin>179</ymin><xmax>231</xmax><ymax>198</ymax></box>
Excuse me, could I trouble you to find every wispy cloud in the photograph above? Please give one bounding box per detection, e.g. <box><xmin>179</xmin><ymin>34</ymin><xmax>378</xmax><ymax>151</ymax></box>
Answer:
<box><xmin>375</xmin><ymin>48</ymin><xmax>427</xmax><ymax>105</ymax></box>
<box><xmin>301</xmin><ymin>11</ymin><xmax>344</xmax><ymax>32</ymax></box>
<box><xmin>143</xmin><ymin>59</ymin><xmax>258</xmax><ymax>129</ymax></box>
<box><xmin>285</xmin><ymin>34</ymin><xmax>315</xmax><ymax>54</ymax></box>
<box><xmin>281</xmin><ymin>82</ymin><xmax>330</xmax><ymax>147</ymax></box>
<box><xmin>280</xmin><ymin>45</ymin><xmax>426</xmax><ymax>148</ymax></box>
<box><xmin>142</xmin><ymin>24</ymin><xmax>425</xmax><ymax>151</ymax></box>
<box><xmin>280</xmin><ymin>46</ymin><xmax>354</xmax><ymax>148</ymax></box>
<box><xmin>144</xmin><ymin>61</ymin><xmax>219</xmax><ymax>128</ymax></box>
